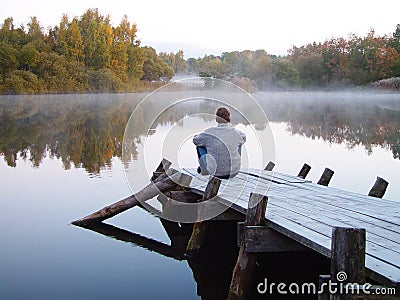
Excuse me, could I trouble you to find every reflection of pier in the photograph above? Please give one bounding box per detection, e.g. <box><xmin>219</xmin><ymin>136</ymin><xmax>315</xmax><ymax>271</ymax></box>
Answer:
<box><xmin>77</xmin><ymin>215</ymin><xmax>239</xmax><ymax>300</ymax></box>
<box><xmin>73</xmin><ymin>159</ymin><xmax>399</xmax><ymax>299</ymax></box>
<box><xmin>78</xmin><ymin>220</ymin><xmax>191</xmax><ymax>261</ymax></box>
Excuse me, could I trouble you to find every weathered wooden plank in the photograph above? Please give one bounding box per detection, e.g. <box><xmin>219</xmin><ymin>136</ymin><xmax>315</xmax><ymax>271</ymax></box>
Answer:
<box><xmin>242</xmin><ymin>225</ymin><xmax>310</xmax><ymax>252</ymax></box>
<box><xmin>265</xmin><ymin>205</ymin><xmax>400</xmax><ymax>268</ymax></box>
<box><xmin>166</xmin><ymin>191</ymin><xmax>202</xmax><ymax>203</ymax></box>
<box><xmin>277</xmin><ymin>194</ymin><xmax>400</xmax><ymax>244</ymax></box>
<box><xmin>267</xmin><ymin>187</ymin><xmax>400</xmax><ymax>234</ymax></box>
<box><xmin>243</xmin><ymin>168</ymin><xmax>310</xmax><ymax>183</ymax></box>
<box><xmin>268</xmin><ymin>183</ymin><xmax>400</xmax><ymax>223</ymax></box>
<box><xmin>267</xmin><ymin>211</ymin><xmax>400</xmax><ymax>288</ymax></box>
<box><xmin>208</xmin><ymin>186</ymin><xmax>400</xmax><ymax>287</ymax></box>
<box><xmin>151</xmin><ymin>158</ymin><xmax>172</xmax><ymax>180</ymax></box>
<box><xmin>264</xmin><ymin>210</ymin><xmax>400</xmax><ymax>287</ymax></box>
<box><xmin>180</xmin><ymin>167</ymin><xmax>400</xmax><ymax>287</ymax></box>
<box><xmin>262</xmin><ymin>190</ymin><xmax>400</xmax><ymax>247</ymax></box>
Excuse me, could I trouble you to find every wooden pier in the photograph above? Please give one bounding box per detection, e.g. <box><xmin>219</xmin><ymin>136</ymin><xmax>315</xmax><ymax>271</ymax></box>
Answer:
<box><xmin>73</xmin><ymin>159</ymin><xmax>400</xmax><ymax>299</ymax></box>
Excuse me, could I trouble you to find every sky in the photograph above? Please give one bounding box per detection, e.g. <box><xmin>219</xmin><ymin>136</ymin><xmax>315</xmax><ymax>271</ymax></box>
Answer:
<box><xmin>1</xmin><ymin>0</ymin><xmax>400</xmax><ymax>58</ymax></box>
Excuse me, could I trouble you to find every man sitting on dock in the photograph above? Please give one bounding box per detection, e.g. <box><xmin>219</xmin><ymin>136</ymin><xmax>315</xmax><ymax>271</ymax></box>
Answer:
<box><xmin>193</xmin><ymin>107</ymin><xmax>246</xmax><ymax>179</ymax></box>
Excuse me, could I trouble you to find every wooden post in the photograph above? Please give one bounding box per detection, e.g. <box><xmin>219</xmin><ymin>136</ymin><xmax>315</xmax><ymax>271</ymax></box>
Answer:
<box><xmin>298</xmin><ymin>163</ymin><xmax>311</xmax><ymax>179</ymax></box>
<box><xmin>72</xmin><ymin>170</ymin><xmax>192</xmax><ymax>225</ymax></box>
<box><xmin>330</xmin><ymin>227</ymin><xmax>366</xmax><ymax>300</ymax></box>
<box><xmin>318</xmin><ymin>275</ymin><xmax>331</xmax><ymax>300</ymax></box>
<box><xmin>151</xmin><ymin>158</ymin><xmax>172</xmax><ymax>180</ymax></box>
<box><xmin>185</xmin><ymin>176</ymin><xmax>221</xmax><ymax>257</ymax></box>
<box><xmin>264</xmin><ymin>161</ymin><xmax>275</xmax><ymax>171</ymax></box>
<box><xmin>368</xmin><ymin>177</ymin><xmax>389</xmax><ymax>198</ymax></box>
<box><xmin>317</xmin><ymin>168</ymin><xmax>334</xmax><ymax>186</ymax></box>
<box><xmin>228</xmin><ymin>193</ymin><xmax>268</xmax><ymax>300</ymax></box>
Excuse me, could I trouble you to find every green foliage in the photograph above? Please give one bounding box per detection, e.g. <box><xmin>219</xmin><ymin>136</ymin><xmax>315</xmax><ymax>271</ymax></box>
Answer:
<box><xmin>1</xmin><ymin>10</ymin><xmax>399</xmax><ymax>93</ymax></box>
<box><xmin>191</xmin><ymin>50</ymin><xmax>300</xmax><ymax>90</ymax></box>
<box><xmin>141</xmin><ymin>47</ymin><xmax>174</xmax><ymax>81</ymax></box>
<box><xmin>2</xmin><ymin>70</ymin><xmax>43</xmax><ymax>94</ymax></box>
<box><xmin>0</xmin><ymin>10</ymin><xmax>175</xmax><ymax>94</ymax></box>
<box><xmin>18</xmin><ymin>43</ymin><xmax>40</xmax><ymax>70</ymax></box>
<box><xmin>88</xmin><ymin>68</ymin><xmax>125</xmax><ymax>92</ymax></box>
<box><xmin>0</xmin><ymin>42</ymin><xmax>17</xmax><ymax>81</ymax></box>
<box><xmin>288</xmin><ymin>28</ymin><xmax>400</xmax><ymax>87</ymax></box>
<box><xmin>160</xmin><ymin>50</ymin><xmax>188</xmax><ymax>74</ymax></box>
<box><xmin>33</xmin><ymin>52</ymin><xmax>88</xmax><ymax>93</ymax></box>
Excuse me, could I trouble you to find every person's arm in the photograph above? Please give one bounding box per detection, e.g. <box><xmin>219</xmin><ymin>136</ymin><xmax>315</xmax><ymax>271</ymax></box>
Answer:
<box><xmin>193</xmin><ymin>133</ymin><xmax>205</xmax><ymax>146</ymax></box>
<box><xmin>238</xmin><ymin>130</ymin><xmax>246</xmax><ymax>145</ymax></box>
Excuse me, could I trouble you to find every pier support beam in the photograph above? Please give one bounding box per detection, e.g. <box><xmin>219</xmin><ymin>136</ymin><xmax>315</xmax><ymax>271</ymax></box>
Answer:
<box><xmin>185</xmin><ymin>176</ymin><xmax>221</xmax><ymax>257</ymax></box>
<box><xmin>330</xmin><ymin>227</ymin><xmax>366</xmax><ymax>300</ymax></box>
<box><xmin>298</xmin><ymin>163</ymin><xmax>311</xmax><ymax>179</ymax></box>
<box><xmin>368</xmin><ymin>177</ymin><xmax>389</xmax><ymax>198</ymax></box>
<box><xmin>317</xmin><ymin>168</ymin><xmax>334</xmax><ymax>186</ymax></box>
<box><xmin>228</xmin><ymin>193</ymin><xmax>268</xmax><ymax>300</ymax></box>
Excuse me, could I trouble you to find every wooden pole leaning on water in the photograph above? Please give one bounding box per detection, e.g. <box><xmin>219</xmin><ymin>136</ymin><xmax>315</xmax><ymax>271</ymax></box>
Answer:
<box><xmin>185</xmin><ymin>176</ymin><xmax>221</xmax><ymax>258</ymax></box>
<box><xmin>72</xmin><ymin>159</ymin><xmax>192</xmax><ymax>226</ymax></box>
<box><xmin>228</xmin><ymin>193</ymin><xmax>268</xmax><ymax>300</ymax></box>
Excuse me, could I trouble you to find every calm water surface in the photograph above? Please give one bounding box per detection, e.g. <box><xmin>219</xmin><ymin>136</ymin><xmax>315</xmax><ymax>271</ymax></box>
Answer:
<box><xmin>0</xmin><ymin>91</ymin><xmax>399</xmax><ymax>299</ymax></box>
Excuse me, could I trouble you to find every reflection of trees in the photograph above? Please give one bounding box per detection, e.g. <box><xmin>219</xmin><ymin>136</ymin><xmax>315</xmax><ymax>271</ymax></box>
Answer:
<box><xmin>260</xmin><ymin>97</ymin><xmax>400</xmax><ymax>159</ymax></box>
<box><xmin>1</xmin><ymin>93</ymin><xmax>399</xmax><ymax>174</ymax></box>
<box><xmin>0</xmin><ymin>95</ymin><xmax>139</xmax><ymax>173</ymax></box>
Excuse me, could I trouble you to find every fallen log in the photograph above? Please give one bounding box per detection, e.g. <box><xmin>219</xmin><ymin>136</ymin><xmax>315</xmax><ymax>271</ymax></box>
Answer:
<box><xmin>72</xmin><ymin>169</ymin><xmax>192</xmax><ymax>225</ymax></box>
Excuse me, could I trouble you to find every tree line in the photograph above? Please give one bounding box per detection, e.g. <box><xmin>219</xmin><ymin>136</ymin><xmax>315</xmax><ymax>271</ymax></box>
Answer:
<box><xmin>0</xmin><ymin>9</ymin><xmax>174</xmax><ymax>94</ymax></box>
<box><xmin>188</xmin><ymin>26</ymin><xmax>400</xmax><ymax>90</ymax></box>
<box><xmin>0</xmin><ymin>8</ymin><xmax>399</xmax><ymax>94</ymax></box>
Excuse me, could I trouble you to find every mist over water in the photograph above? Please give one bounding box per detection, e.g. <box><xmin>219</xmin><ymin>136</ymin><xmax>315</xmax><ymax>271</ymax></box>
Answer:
<box><xmin>0</xmin><ymin>90</ymin><xmax>399</xmax><ymax>299</ymax></box>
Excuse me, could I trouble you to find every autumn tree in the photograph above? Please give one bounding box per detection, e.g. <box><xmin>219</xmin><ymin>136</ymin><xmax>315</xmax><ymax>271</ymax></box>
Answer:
<box><xmin>141</xmin><ymin>47</ymin><xmax>173</xmax><ymax>81</ymax></box>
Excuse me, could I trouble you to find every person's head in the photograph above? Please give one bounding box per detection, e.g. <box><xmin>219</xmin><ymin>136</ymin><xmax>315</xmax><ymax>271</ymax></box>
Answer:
<box><xmin>216</xmin><ymin>107</ymin><xmax>231</xmax><ymax>123</ymax></box>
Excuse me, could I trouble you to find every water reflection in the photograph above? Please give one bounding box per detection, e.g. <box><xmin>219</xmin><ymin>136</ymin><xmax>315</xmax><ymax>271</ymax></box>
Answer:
<box><xmin>77</xmin><ymin>214</ymin><xmax>239</xmax><ymax>300</ymax></box>
<box><xmin>0</xmin><ymin>92</ymin><xmax>399</xmax><ymax>174</ymax></box>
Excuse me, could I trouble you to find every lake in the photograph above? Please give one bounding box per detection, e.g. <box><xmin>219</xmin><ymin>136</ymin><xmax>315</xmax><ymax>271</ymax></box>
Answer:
<box><xmin>0</xmin><ymin>88</ymin><xmax>399</xmax><ymax>299</ymax></box>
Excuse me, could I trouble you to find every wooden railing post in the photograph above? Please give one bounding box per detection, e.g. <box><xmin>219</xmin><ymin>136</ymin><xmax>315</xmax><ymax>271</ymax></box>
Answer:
<box><xmin>368</xmin><ymin>177</ymin><xmax>389</xmax><ymax>198</ymax></box>
<box><xmin>185</xmin><ymin>176</ymin><xmax>221</xmax><ymax>257</ymax></box>
<box><xmin>228</xmin><ymin>193</ymin><xmax>268</xmax><ymax>300</ymax></box>
<box><xmin>317</xmin><ymin>168</ymin><xmax>334</xmax><ymax>186</ymax></box>
<box><xmin>298</xmin><ymin>163</ymin><xmax>311</xmax><ymax>179</ymax></box>
<box><xmin>264</xmin><ymin>161</ymin><xmax>275</xmax><ymax>171</ymax></box>
<box><xmin>330</xmin><ymin>227</ymin><xmax>366</xmax><ymax>300</ymax></box>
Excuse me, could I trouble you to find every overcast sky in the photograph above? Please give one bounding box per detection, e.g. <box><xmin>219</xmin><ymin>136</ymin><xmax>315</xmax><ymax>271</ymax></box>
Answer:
<box><xmin>1</xmin><ymin>0</ymin><xmax>399</xmax><ymax>58</ymax></box>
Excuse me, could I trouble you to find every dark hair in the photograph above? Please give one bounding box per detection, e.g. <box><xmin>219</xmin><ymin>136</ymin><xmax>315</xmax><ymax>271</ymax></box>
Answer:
<box><xmin>216</xmin><ymin>107</ymin><xmax>230</xmax><ymax>123</ymax></box>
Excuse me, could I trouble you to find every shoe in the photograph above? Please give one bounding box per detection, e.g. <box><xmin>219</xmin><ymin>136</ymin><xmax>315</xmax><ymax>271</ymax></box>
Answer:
<box><xmin>197</xmin><ymin>166</ymin><xmax>201</xmax><ymax>174</ymax></box>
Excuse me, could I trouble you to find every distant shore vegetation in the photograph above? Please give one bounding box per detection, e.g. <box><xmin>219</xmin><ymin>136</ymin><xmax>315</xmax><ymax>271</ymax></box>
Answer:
<box><xmin>0</xmin><ymin>8</ymin><xmax>400</xmax><ymax>94</ymax></box>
